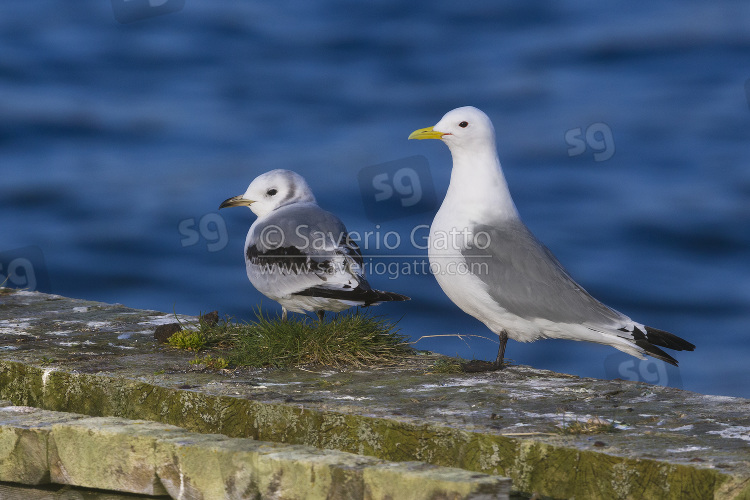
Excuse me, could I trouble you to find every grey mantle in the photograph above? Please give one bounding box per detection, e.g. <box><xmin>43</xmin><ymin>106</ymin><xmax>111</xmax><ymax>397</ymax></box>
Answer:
<box><xmin>0</xmin><ymin>289</ymin><xmax>748</xmax><ymax>499</ymax></box>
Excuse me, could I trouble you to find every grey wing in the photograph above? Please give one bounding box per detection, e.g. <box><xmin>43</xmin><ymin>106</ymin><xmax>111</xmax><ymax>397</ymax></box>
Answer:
<box><xmin>245</xmin><ymin>203</ymin><xmax>367</xmax><ymax>299</ymax></box>
<box><xmin>462</xmin><ymin>220</ymin><xmax>629</xmax><ymax>329</ymax></box>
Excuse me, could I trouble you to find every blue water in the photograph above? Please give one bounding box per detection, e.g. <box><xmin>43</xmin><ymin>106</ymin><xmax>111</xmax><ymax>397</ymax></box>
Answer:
<box><xmin>2</xmin><ymin>1</ymin><xmax>749</xmax><ymax>397</ymax></box>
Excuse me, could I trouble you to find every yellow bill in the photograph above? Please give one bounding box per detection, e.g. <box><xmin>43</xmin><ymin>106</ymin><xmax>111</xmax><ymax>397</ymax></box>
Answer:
<box><xmin>408</xmin><ymin>126</ymin><xmax>445</xmax><ymax>140</ymax></box>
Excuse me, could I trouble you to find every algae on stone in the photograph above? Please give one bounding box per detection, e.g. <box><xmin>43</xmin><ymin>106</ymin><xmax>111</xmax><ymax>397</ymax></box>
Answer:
<box><xmin>1</xmin><ymin>291</ymin><xmax>750</xmax><ymax>499</ymax></box>
<box><xmin>0</xmin><ymin>404</ymin><xmax>511</xmax><ymax>499</ymax></box>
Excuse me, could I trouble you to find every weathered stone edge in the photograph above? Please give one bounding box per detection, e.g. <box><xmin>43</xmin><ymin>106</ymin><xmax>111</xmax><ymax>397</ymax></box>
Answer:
<box><xmin>0</xmin><ymin>403</ymin><xmax>510</xmax><ymax>499</ymax></box>
<box><xmin>0</xmin><ymin>360</ymin><xmax>748</xmax><ymax>499</ymax></box>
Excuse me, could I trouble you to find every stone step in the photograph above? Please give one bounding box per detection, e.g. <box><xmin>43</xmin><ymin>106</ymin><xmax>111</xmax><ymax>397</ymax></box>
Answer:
<box><xmin>1</xmin><ymin>290</ymin><xmax>750</xmax><ymax>499</ymax></box>
<box><xmin>0</xmin><ymin>482</ymin><xmax>163</xmax><ymax>500</ymax></box>
<box><xmin>0</xmin><ymin>403</ymin><xmax>509</xmax><ymax>499</ymax></box>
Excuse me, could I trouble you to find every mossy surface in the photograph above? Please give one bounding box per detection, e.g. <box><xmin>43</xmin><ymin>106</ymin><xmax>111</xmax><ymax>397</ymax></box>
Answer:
<box><xmin>1</xmin><ymin>291</ymin><xmax>750</xmax><ymax>499</ymax></box>
<box><xmin>0</xmin><ymin>405</ymin><xmax>510</xmax><ymax>499</ymax></box>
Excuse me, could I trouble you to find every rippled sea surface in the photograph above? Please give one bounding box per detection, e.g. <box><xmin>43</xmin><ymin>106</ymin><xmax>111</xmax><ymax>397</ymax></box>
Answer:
<box><xmin>2</xmin><ymin>1</ymin><xmax>749</xmax><ymax>397</ymax></box>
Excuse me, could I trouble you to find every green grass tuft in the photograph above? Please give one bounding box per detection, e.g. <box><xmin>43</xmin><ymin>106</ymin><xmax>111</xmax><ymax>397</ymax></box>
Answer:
<box><xmin>171</xmin><ymin>308</ymin><xmax>412</xmax><ymax>369</ymax></box>
<box><xmin>229</xmin><ymin>309</ymin><xmax>412</xmax><ymax>368</ymax></box>
<box><xmin>166</xmin><ymin>313</ymin><xmax>231</xmax><ymax>351</ymax></box>
<box><xmin>190</xmin><ymin>354</ymin><xmax>229</xmax><ymax>370</ymax></box>
<box><xmin>166</xmin><ymin>330</ymin><xmax>207</xmax><ymax>351</ymax></box>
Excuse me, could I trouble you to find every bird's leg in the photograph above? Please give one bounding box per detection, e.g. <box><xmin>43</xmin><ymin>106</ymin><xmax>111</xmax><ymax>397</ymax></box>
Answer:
<box><xmin>316</xmin><ymin>310</ymin><xmax>325</xmax><ymax>322</ymax></box>
<box><xmin>281</xmin><ymin>307</ymin><xmax>288</xmax><ymax>322</ymax></box>
<box><xmin>493</xmin><ymin>330</ymin><xmax>508</xmax><ymax>370</ymax></box>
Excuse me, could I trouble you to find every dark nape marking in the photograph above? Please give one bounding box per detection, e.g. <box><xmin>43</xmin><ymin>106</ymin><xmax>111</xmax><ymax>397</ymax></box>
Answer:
<box><xmin>281</xmin><ymin>184</ymin><xmax>296</xmax><ymax>204</ymax></box>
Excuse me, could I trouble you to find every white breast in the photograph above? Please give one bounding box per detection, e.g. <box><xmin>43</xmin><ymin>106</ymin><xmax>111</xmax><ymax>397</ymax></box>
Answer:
<box><xmin>428</xmin><ymin>206</ymin><xmax>546</xmax><ymax>343</ymax></box>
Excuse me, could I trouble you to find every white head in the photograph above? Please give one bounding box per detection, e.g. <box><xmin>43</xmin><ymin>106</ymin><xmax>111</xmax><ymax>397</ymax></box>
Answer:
<box><xmin>408</xmin><ymin>106</ymin><xmax>518</xmax><ymax>218</ymax></box>
<box><xmin>408</xmin><ymin>106</ymin><xmax>496</xmax><ymax>155</ymax></box>
<box><xmin>219</xmin><ymin>169</ymin><xmax>316</xmax><ymax>217</ymax></box>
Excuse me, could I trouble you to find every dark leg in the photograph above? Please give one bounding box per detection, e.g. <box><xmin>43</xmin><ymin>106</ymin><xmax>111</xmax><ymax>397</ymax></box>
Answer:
<box><xmin>316</xmin><ymin>310</ymin><xmax>325</xmax><ymax>322</ymax></box>
<box><xmin>493</xmin><ymin>330</ymin><xmax>508</xmax><ymax>370</ymax></box>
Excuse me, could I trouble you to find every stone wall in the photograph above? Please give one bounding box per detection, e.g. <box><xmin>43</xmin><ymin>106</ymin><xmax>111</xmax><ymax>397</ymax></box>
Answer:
<box><xmin>0</xmin><ymin>290</ymin><xmax>748</xmax><ymax>499</ymax></box>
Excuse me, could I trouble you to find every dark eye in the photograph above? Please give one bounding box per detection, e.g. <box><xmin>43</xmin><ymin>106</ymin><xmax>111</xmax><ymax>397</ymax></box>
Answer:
<box><xmin>459</xmin><ymin>121</ymin><xmax>468</xmax><ymax>128</ymax></box>
<box><xmin>267</xmin><ymin>189</ymin><xmax>277</xmax><ymax>196</ymax></box>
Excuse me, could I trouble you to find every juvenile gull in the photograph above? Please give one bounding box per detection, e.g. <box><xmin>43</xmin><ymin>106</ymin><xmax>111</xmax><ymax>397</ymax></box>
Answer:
<box><xmin>220</xmin><ymin>169</ymin><xmax>409</xmax><ymax>320</ymax></box>
<box><xmin>409</xmin><ymin>106</ymin><xmax>694</xmax><ymax>368</ymax></box>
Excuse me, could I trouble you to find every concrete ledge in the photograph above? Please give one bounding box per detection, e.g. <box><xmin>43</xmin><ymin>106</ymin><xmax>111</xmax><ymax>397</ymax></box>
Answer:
<box><xmin>1</xmin><ymin>291</ymin><xmax>750</xmax><ymax>499</ymax></box>
<box><xmin>0</xmin><ymin>482</ymin><xmax>159</xmax><ymax>500</ymax></box>
<box><xmin>0</xmin><ymin>404</ymin><xmax>509</xmax><ymax>499</ymax></box>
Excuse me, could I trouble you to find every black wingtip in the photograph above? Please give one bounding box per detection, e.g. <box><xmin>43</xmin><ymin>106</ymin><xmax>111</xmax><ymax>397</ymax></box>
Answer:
<box><xmin>625</xmin><ymin>325</ymin><xmax>693</xmax><ymax>366</ymax></box>
<box><xmin>372</xmin><ymin>290</ymin><xmax>410</xmax><ymax>303</ymax></box>
<box><xmin>634</xmin><ymin>340</ymin><xmax>680</xmax><ymax>366</ymax></box>
<box><xmin>644</xmin><ymin>326</ymin><xmax>696</xmax><ymax>352</ymax></box>
<box><xmin>293</xmin><ymin>286</ymin><xmax>409</xmax><ymax>307</ymax></box>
